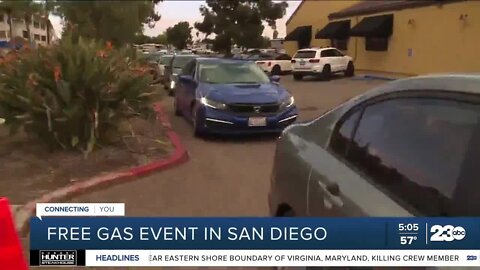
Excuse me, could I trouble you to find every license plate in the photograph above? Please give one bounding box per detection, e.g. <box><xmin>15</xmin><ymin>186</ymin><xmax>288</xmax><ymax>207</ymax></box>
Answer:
<box><xmin>248</xmin><ymin>117</ymin><xmax>267</xmax><ymax>127</ymax></box>
<box><xmin>299</xmin><ymin>61</ymin><xmax>306</xmax><ymax>65</ymax></box>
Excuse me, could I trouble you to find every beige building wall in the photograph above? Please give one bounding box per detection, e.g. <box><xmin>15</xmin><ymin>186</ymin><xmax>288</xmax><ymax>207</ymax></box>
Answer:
<box><xmin>284</xmin><ymin>0</ymin><xmax>360</xmax><ymax>56</ymax></box>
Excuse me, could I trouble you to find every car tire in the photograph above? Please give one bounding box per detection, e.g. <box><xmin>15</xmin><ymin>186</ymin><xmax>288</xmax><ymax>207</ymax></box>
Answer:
<box><xmin>173</xmin><ymin>97</ymin><xmax>181</xmax><ymax>116</ymax></box>
<box><xmin>191</xmin><ymin>103</ymin><xmax>204</xmax><ymax>137</ymax></box>
<box><xmin>321</xmin><ymin>65</ymin><xmax>331</xmax><ymax>81</ymax></box>
<box><xmin>271</xmin><ymin>65</ymin><xmax>282</xmax><ymax>76</ymax></box>
<box><xmin>345</xmin><ymin>61</ymin><xmax>354</xmax><ymax>77</ymax></box>
<box><xmin>293</xmin><ymin>73</ymin><xmax>303</xmax><ymax>81</ymax></box>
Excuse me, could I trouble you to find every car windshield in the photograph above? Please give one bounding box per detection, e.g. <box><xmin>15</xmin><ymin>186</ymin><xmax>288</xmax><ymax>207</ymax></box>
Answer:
<box><xmin>198</xmin><ymin>62</ymin><xmax>270</xmax><ymax>84</ymax></box>
<box><xmin>172</xmin><ymin>56</ymin><xmax>196</xmax><ymax>68</ymax></box>
<box><xmin>160</xmin><ymin>56</ymin><xmax>173</xmax><ymax>65</ymax></box>
<box><xmin>247</xmin><ymin>54</ymin><xmax>275</xmax><ymax>60</ymax></box>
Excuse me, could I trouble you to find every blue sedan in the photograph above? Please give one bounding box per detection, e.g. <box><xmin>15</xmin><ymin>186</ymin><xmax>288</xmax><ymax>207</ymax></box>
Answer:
<box><xmin>173</xmin><ymin>58</ymin><xmax>298</xmax><ymax>136</ymax></box>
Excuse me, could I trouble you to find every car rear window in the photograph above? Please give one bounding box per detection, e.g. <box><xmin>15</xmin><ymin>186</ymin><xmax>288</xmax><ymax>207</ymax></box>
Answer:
<box><xmin>294</xmin><ymin>51</ymin><xmax>316</xmax><ymax>59</ymax></box>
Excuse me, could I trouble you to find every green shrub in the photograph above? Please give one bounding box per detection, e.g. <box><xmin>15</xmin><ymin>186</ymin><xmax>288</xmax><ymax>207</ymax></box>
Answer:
<box><xmin>0</xmin><ymin>36</ymin><xmax>159</xmax><ymax>154</ymax></box>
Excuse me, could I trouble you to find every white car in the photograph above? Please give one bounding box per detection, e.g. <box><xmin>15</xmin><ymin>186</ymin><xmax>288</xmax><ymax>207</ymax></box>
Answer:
<box><xmin>253</xmin><ymin>53</ymin><xmax>293</xmax><ymax>76</ymax></box>
<box><xmin>291</xmin><ymin>47</ymin><xmax>354</xmax><ymax>81</ymax></box>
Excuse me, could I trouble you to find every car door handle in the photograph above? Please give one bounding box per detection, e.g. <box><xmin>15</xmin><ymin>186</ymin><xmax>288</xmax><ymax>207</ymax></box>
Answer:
<box><xmin>317</xmin><ymin>181</ymin><xmax>344</xmax><ymax>208</ymax></box>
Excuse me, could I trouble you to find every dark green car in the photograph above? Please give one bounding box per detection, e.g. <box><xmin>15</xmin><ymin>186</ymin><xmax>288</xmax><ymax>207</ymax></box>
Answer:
<box><xmin>269</xmin><ymin>74</ymin><xmax>480</xmax><ymax>219</ymax></box>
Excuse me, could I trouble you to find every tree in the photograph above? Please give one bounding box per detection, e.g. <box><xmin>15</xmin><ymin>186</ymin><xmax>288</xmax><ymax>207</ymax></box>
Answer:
<box><xmin>259</xmin><ymin>36</ymin><xmax>271</xmax><ymax>49</ymax></box>
<box><xmin>52</xmin><ymin>0</ymin><xmax>162</xmax><ymax>46</ymax></box>
<box><xmin>153</xmin><ymin>33</ymin><xmax>167</xmax><ymax>44</ymax></box>
<box><xmin>166</xmin><ymin>21</ymin><xmax>192</xmax><ymax>50</ymax></box>
<box><xmin>133</xmin><ymin>34</ymin><xmax>152</xmax><ymax>44</ymax></box>
<box><xmin>195</xmin><ymin>0</ymin><xmax>287</xmax><ymax>56</ymax></box>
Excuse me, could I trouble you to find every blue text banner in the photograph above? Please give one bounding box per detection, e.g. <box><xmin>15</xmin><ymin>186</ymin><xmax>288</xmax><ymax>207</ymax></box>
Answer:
<box><xmin>30</xmin><ymin>217</ymin><xmax>479</xmax><ymax>250</ymax></box>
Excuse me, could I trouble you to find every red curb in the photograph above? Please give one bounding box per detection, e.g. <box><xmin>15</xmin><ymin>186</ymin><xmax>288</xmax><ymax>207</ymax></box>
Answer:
<box><xmin>16</xmin><ymin>102</ymin><xmax>189</xmax><ymax>235</ymax></box>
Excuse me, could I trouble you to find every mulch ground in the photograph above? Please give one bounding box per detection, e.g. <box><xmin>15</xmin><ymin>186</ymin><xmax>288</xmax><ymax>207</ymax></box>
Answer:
<box><xmin>0</xmin><ymin>116</ymin><xmax>172</xmax><ymax>204</ymax></box>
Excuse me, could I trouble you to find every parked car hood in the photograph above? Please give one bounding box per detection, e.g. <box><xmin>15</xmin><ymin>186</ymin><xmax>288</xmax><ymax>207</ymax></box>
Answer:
<box><xmin>200</xmin><ymin>82</ymin><xmax>290</xmax><ymax>104</ymax></box>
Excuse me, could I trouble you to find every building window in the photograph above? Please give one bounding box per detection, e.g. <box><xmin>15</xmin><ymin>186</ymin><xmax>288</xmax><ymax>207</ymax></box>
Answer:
<box><xmin>0</xmin><ymin>31</ymin><xmax>7</xmax><ymax>39</ymax></box>
<box><xmin>331</xmin><ymin>39</ymin><xmax>348</xmax><ymax>51</ymax></box>
<box><xmin>33</xmin><ymin>21</ymin><xmax>40</xmax><ymax>28</ymax></box>
<box><xmin>366</xmin><ymin>37</ymin><xmax>389</xmax><ymax>51</ymax></box>
<box><xmin>34</xmin><ymin>34</ymin><xmax>40</xmax><ymax>41</ymax></box>
<box><xmin>41</xmin><ymin>35</ymin><xmax>46</xmax><ymax>42</ymax></box>
<box><xmin>41</xmin><ymin>23</ymin><xmax>46</xmax><ymax>30</ymax></box>
<box><xmin>22</xmin><ymin>30</ymin><xmax>28</xmax><ymax>39</ymax></box>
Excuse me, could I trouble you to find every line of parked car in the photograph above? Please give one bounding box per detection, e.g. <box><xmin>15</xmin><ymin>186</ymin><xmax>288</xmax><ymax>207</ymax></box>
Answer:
<box><xmin>146</xmin><ymin>49</ymin><xmax>480</xmax><ymax>225</ymax></box>
<box><xmin>233</xmin><ymin>47</ymin><xmax>356</xmax><ymax>80</ymax></box>
<box><xmin>142</xmin><ymin>46</ymin><xmax>355</xmax><ymax>137</ymax></box>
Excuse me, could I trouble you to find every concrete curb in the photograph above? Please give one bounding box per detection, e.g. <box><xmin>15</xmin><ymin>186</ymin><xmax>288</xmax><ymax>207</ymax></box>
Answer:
<box><xmin>352</xmin><ymin>74</ymin><xmax>397</xmax><ymax>81</ymax></box>
<box><xmin>15</xmin><ymin>102</ymin><xmax>189</xmax><ymax>236</ymax></box>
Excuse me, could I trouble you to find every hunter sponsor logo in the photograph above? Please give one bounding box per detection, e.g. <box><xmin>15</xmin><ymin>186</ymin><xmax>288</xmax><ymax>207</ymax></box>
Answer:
<box><xmin>40</xmin><ymin>250</ymin><xmax>76</xmax><ymax>266</ymax></box>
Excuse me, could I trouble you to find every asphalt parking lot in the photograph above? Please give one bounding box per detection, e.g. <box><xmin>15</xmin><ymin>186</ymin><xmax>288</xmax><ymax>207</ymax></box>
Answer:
<box><xmin>69</xmin><ymin>75</ymin><xmax>385</xmax><ymax>217</ymax></box>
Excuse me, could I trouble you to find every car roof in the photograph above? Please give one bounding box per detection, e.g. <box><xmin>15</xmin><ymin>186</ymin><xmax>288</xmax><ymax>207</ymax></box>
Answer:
<box><xmin>339</xmin><ymin>74</ymin><xmax>480</xmax><ymax>112</ymax></box>
<box><xmin>173</xmin><ymin>54</ymin><xmax>198</xmax><ymax>58</ymax></box>
<box><xmin>297</xmin><ymin>47</ymin><xmax>337</xmax><ymax>52</ymax></box>
<box><xmin>196</xmin><ymin>57</ymin><xmax>253</xmax><ymax>64</ymax></box>
<box><xmin>369</xmin><ymin>74</ymin><xmax>480</xmax><ymax>95</ymax></box>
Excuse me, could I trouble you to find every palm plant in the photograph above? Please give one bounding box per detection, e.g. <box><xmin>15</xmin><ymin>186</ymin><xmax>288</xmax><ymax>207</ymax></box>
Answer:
<box><xmin>0</xmin><ymin>35</ymin><xmax>158</xmax><ymax>154</ymax></box>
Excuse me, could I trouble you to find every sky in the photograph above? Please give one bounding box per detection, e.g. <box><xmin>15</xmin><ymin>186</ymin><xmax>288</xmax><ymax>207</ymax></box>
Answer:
<box><xmin>49</xmin><ymin>0</ymin><xmax>302</xmax><ymax>39</ymax></box>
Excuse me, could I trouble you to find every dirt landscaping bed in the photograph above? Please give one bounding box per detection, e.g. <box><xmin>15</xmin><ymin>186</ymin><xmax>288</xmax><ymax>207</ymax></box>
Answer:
<box><xmin>0</xmin><ymin>116</ymin><xmax>172</xmax><ymax>204</ymax></box>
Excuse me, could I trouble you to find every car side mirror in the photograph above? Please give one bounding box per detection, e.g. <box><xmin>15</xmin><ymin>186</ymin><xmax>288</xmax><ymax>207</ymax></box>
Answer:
<box><xmin>179</xmin><ymin>75</ymin><xmax>195</xmax><ymax>84</ymax></box>
<box><xmin>270</xmin><ymin>75</ymin><xmax>281</xmax><ymax>83</ymax></box>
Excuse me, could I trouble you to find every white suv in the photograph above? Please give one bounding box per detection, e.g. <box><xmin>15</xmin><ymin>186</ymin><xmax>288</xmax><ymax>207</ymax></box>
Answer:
<box><xmin>291</xmin><ymin>47</ymin><xmax>354</xmax><ymax>81</ymax></box>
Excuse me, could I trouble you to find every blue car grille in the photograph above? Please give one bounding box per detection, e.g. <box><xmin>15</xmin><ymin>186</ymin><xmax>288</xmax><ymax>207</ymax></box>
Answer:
<box><xmin>228</xmin><ymin>103</ymin><xmax>280</xmax><ymax>114</ymax></box>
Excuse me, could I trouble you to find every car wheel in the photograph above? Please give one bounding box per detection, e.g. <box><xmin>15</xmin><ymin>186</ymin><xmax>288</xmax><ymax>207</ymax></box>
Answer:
<box><xmin>271</xmin><ymin>65</ymin><xmax>282</xmax><ymax>76</ymax></box>
<box><xmin>345</xmin><ymin>61</ymin><xmax>354</xmax><ymax>77</ymax></box>
<box><xmin>191</xmin><ymin>103</ymin><xmax>204</xmax><ymax>137</ymax></box>
<box><xmin>321</xmin><ymin>65</ymin><xmax>331</xmax><ymax>81</ymax></box>
<box><xmin>293</xmin><ymin>73</ymin><xmax>303</xmax><ymax>81</ymax></box>
<box><xmin>173</xmin><ymin>97</ymin><xmax>181</xmax><ymax>116</ymax></box>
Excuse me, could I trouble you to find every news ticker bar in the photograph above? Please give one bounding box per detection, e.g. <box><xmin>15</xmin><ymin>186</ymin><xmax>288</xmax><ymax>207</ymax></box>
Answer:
<box><xmin>30</xmin><ymin>250</ymin><xmax>480</xmax><ymax>267</ymax></box>
<box><xmin>30</xmin><ymin>217</ymin><xmax>477</xmax><ymax>249</ymax></box>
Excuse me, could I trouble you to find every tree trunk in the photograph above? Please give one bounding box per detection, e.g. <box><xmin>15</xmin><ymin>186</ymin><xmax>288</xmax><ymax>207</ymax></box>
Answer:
<box><xmin>25</xmin><ymin>14</ymin><xmax>32</xmax><ymax>46</ymax></box>
<box><xmin>7</xmin><ymin>12</ymin><xmax>13</xmax><ymax>47</ymax></box>
<box><xmin>224</xmin><ymin>37</ymin><xmax>232</xmax><ymax>57</ymax></box>
<box><xmin>46</xmin><ymin>20</ymin><xmax>50</xmax><ymax>44</ymax></box>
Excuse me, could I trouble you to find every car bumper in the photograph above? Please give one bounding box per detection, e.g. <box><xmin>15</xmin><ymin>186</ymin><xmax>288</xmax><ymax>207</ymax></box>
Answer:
<box><xmin>197</xmin><ymin>106</ymin><xmax>298</xmax><ymax>135</ymax></box>
<box><xmin>293</xmin><ymin>69</ymin><xmax>323</xmax><ymax>76</ymax></box>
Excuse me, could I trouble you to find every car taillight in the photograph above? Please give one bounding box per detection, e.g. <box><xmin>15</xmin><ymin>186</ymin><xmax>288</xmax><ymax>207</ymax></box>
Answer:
<box><xmin>268</xmin><ymin>62</ymin><xmax>272</xmax><ymax>67</ymax></box>
<box><xmin>309</xmin><ymin>59</ymin><xmax>320</xmax><ymax>63</ymax></box>
<box><xmin>291</xmin><ymin>60</ymin><xmax>296</xmax><ymax>63</ymax></box>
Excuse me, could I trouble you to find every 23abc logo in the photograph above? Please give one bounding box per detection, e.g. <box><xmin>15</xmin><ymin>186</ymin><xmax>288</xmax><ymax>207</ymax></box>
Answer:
<box><xmin>430</xmin><ymin>225</ymin><xmax>466</xmax><ymax>242</ymax></box>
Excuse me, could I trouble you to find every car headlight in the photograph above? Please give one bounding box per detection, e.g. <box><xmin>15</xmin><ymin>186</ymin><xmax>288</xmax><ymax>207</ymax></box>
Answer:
<box><xmin>200</xmin><ymin>97</ymin><xmax>227</xmax><ymax>110</ymax></box>
<box><xmin>280</xmin><ymin>96</ymin><xmax>295</xmax><ymax>109</ymax></box>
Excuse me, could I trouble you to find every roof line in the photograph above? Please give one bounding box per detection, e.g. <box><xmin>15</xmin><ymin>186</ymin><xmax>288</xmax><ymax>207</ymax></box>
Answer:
<box><xmin>329</xmin><ymin>0</ymin><xmax>467</xmax><ymax>20</ymax></box>
<box><xmin>286</xmin><ymin>0</ymin><xmax>305</xmax><ymax>26</ymax></box>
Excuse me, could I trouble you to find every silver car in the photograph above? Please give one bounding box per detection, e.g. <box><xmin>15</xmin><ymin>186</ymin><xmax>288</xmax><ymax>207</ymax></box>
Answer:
<box><xmin>163</xmin><ymin>54</ymin><xmax>199</xmax><ymax>95</ymax></box>
<box><xmin>270</xmin><ymin>74</ymin><xmax>480</xmax><ymax>219</ymax></box>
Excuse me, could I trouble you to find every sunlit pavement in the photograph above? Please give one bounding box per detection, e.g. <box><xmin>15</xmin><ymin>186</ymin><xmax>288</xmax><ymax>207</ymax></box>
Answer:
<box><xmin>68</xmin><ymin>75</ymin><xmax>385</xmax><ymax>217</ymax></box>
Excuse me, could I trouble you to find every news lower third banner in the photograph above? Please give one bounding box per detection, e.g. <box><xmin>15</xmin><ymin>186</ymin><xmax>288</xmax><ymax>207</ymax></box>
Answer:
<box><xmin>30</xmin><ymin>217</ymin><xmax>480</xmax><ymax>267</ymax></box>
